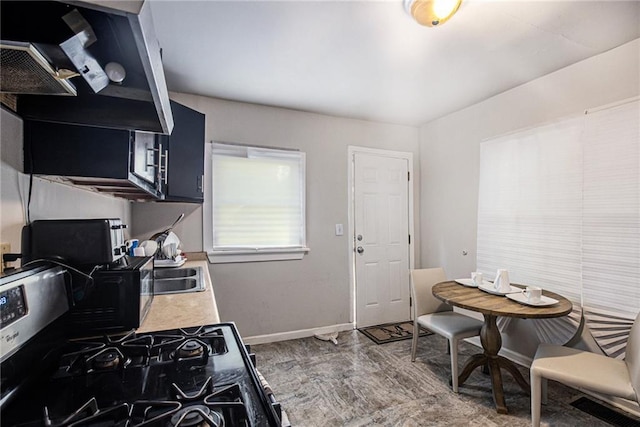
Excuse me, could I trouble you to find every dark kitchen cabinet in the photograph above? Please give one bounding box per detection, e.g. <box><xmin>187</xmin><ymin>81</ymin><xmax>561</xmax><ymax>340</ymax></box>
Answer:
<box><xmin>23</xmin><ymin>120</ymin><xmax>163</xmax><ymax>200</ymax></box>
<box><xmin>22</xmin><ymin>101</ymin><xmax>204</xmax><ymax>202</ymax></box>
<box><xmin>159</xmin><ymin>101</ymin><xmax>205</xmax><ymax>202</ymax></box>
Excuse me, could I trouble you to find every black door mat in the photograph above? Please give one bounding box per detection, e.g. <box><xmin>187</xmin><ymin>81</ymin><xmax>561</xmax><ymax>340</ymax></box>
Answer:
<box><xmin>358</xmin><ymin>321</ymin><xmax>432</xmax><ymax>345</ymax></box>
<box><xmin>571</xmin><ymin>397</ymin><xmax>640</xmax><ymax>427</ymax></box>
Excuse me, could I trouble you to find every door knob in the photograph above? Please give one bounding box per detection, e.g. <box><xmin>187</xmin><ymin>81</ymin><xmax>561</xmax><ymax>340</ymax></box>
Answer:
<box><xmin>357</xmin><ymin>246</ymin><xmax>364</xmax><ymax>254</ymax></box>
<box><xmin>357</xmin><ymin>234</ymin><xmax>363</xmax><ymax>241</ymax></box>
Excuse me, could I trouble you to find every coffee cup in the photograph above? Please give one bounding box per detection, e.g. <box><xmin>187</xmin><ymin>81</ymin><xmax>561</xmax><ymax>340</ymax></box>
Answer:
<box><xmin>471</xmin><ymin>272</ymin><xmax>483</xmax><ymax>286</ymax></box>
<box><xmin>493</xmin><ymin>269</ymin><xmax>511</xmax><ymax>292</ymax></box>
<box><xmin>522</xmin><ymin>286</ymin><xmax>542</xmax><ymax>303</ymax></box>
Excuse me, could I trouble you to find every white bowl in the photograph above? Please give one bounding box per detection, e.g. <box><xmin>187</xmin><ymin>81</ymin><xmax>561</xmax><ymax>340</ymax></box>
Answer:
<box><xmin>139</xmin><ymin>240</ymin><xmax>158</xmax><ymax>257</ymax></box>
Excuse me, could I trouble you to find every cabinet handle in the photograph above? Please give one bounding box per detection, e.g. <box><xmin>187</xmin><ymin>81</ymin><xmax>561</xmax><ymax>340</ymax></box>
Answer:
<box><xmin>197</xmin><ymin>175</ymin><xmax>203</xmax><ymax>193</ymax></box>
<box><xmin>145</xmin><ymin>148</ymin><xmax>157</xmax><ymax>171</ymax></box>
<box><xmin>160</xmin><ymin>149</ymin><xmax>169</xmax><ymax>185</ymax></box>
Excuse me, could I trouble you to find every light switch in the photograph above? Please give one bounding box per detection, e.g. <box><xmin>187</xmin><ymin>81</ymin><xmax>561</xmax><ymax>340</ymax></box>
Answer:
<box><xmin>335</xmin><ymin>224</ymin><xmax>344</xmax><ymax>236</ymax></box>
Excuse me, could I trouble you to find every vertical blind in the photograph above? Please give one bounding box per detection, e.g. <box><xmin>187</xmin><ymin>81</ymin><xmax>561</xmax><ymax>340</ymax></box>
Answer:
<box><xmin>211</xmin><ymin>144</ymin><xmax>306</xmax><ymax>250</ymax></box>
<box><xmin>477</xmin><ymin>99</ymin><xmax>639</xmax><ymax>355</ymax></box>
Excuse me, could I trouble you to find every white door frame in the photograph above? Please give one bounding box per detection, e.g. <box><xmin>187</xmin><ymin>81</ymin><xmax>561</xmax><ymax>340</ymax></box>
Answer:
<box><xmin>347</xmin><ymin>146</ymin><xmax>415</xmax><ymax>327</ymax></box>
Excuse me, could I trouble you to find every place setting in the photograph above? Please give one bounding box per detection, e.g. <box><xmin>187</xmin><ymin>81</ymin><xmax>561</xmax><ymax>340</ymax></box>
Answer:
<box><xmin>456</xmin><ymin>269</ymin><xmax>521</xmax><ymax>295</ymax></box>
<box><xmin>475</xmin><ymin>269</ymin><xmax>521</xmax><ymax>295</ymax></box>
<box><xmin>454</xmin><ymin>271</ymin><xmax>491</xmax><ymax>288</ymax></box>
<box><xmin>457</xmin><ymin>269</ymin><xmax>559</xmax><ymax>307</ymax></box>
<box><xmin>506</xmin><ymin>286</ymin><xmax>559</xmax><ymax>307</ymax></box>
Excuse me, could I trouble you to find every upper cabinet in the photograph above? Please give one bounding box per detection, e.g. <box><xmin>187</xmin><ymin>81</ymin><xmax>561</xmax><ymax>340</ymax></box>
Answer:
<box><xmin>160</xmin><ymin>101</ymin><xmax>205</xmax><ymax>203</ymax></box>
<box><xmin>24</xmin><ymin>120</ymin><xmax>164</xmax><ymax>200</ymax></box>
<box><xmin>23</xmin><ymin>100</ymin><xmax>206</xmax><ymax>203</ymax></box>
<box><xmin>1</xmin><ymin>0</ymin><xmax>173</xmax><ymax>134</ymax></box>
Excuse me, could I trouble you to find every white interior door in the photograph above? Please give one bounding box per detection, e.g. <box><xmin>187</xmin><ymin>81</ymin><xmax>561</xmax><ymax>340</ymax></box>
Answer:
<box><xmin>354</xmin><ymin>152</ymin><xmax>410</xmax><ymax>328</ymax></box>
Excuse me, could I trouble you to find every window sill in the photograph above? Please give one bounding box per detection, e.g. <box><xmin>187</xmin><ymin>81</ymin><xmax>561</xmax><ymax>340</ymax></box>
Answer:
<box><xmin>207</xmin><ymin>247</ymin><xmax>310</xmax><ymax>264</ymax></box>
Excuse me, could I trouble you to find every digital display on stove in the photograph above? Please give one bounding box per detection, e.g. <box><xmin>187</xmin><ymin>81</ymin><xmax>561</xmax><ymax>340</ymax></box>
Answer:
<box><xmin>0</xmin><ymin>285</ymin><xmax>27</xmax><ymax>329</ymax></box>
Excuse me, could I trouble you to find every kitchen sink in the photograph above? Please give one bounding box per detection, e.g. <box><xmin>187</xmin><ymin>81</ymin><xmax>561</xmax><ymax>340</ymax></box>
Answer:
<box><xmin>155</xmin><ymin>268</ymin><xmax>199</xmax><ymax>280</ymax></box>
<box><xmin>154</xmin><ymin>266</ymin><xmax>205</xmax><ymax>295</ymax></box>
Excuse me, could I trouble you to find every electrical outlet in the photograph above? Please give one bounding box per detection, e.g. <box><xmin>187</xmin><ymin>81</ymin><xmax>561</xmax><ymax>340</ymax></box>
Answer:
<box><xmin>0</xmin><ymin>243</ymin><xmax>11</xmax><ymax>273</ymax></box>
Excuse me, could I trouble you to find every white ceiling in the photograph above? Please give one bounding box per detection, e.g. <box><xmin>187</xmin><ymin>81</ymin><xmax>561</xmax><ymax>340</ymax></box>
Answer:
<box><xmin>150</xmin><ymin>0</ymin><xmax>640</xmax><ymax>126</ymax></box>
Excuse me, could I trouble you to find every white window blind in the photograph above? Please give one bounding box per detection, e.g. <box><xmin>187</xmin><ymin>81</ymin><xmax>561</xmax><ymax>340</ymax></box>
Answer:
<box><xmin>211</xmin><ymin>143</ymin><xmax>306</xmax><ymax>252</ymax></box>
<box><xmin>477</xmin><ymin>118</ymin><xmax>584</xmax><ymax>305</ymax></box>
<box><xmin>477</xmin><ymin>99</ymin><xmax>640</xmax><ymax>355</ymax></box>
<box><xmin>581</xmin><ymin>101</ymin><xmax>640</xmax><ymax>358</ymax></box>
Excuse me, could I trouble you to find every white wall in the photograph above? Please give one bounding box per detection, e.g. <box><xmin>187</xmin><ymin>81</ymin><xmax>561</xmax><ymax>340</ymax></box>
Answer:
<box><xmin>132</xmin><ymin>95</ymin><xmax>420</xmax><ymax>338</ymax></box>
<box><xmin>0</xmin><ymin>109</ymin><xmax>131</xmax><ymax>256</ymax></box>
<box><xmin>419</xmin><ymin>39</ymin><xmax>639</xmax><ymax>358</ymax></box>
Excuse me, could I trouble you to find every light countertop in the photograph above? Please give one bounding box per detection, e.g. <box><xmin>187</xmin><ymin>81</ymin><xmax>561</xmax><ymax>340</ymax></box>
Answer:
<box><xmin>137</xmin><ymin>260</ymin><xmax>220</xmax><ymax>333</ymax></box>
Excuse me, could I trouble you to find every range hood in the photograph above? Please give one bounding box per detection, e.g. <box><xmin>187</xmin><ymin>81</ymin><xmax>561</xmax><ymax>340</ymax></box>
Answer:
<box><xmin>0</xmin><ymin>40</ymin><xmax>78</xmax><ymax>96</ymax></box>
<box><xmin>0</xmin><ymin>0</ymin><xmax>173</xmax><ymax>134</ymax></box>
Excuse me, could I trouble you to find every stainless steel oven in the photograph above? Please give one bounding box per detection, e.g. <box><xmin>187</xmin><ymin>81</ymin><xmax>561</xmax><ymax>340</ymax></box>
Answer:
<box><xmin>0</xmin><ymin>264</ymin><xmax>285</xmax><ymax>426</ymax></box>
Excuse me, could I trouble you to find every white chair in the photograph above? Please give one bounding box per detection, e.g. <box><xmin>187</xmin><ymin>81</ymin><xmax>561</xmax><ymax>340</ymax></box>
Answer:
<box><xmin>410</xmin><ymin>268</ymin><xmax>483</xmax><ymax>392</ymax></box>
<box><xmin>530</xmin><ymin>312</ymin><xmax>640</xmax><ymax>427</ymax></box>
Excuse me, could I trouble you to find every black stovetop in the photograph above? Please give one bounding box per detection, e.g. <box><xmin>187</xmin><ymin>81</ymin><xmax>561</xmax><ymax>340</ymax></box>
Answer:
<box><xmin>1</xmin><ymin>323</ymin><xmax>280</xmax><ymax>427</ymax></box>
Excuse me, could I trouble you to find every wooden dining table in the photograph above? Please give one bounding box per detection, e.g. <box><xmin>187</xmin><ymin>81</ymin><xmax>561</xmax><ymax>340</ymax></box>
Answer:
<box><xmin>432</xmin><ymin>281</ymin><xmax>572</xmax><ymax>414</ymax></box>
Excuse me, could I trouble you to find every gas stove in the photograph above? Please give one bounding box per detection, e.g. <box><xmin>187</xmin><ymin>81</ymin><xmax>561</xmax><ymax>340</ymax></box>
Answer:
<box><xmin>1</xmin><ymin>265</ymin><xmax>283</xmax><ymax>427</ymax></box>
<box><xmin>3</xmin><ymin>324</ymin><xmax>282</xmax><ymax>426</ymax></box>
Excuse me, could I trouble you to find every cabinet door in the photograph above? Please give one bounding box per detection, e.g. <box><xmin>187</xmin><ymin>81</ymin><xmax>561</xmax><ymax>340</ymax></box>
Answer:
<box><xmin>163</xmin><ymin>101</ymin><xmax>205</xmax><ymax>202</ymax></box>
<box><xmin>24</xmin><ymin>120</ymin><xmax>130</xmax><ymax>178</ymax></box>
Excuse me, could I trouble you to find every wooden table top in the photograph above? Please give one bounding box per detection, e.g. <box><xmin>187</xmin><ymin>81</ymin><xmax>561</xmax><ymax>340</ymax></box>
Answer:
<box><xmin>432</xmin><ymin>281</ymin><xmax>573</xmax><ymax>319</ymax></box>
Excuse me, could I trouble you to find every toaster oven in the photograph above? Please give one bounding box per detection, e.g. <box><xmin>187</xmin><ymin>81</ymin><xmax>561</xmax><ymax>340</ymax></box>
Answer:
<box><xmin>22</xmin><ymin>218</ymin><xmax>127</xmax><ymax>266</ymax></box>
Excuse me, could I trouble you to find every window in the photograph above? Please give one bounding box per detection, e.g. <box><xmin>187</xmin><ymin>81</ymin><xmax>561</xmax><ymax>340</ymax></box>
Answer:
<box><xmin>477</xmin><ymin>99</ymin><xmax>639</xmax><ymax>358</ymax></box>
<box><xmin>207</xmin><ymin>143</ymin><xmax>308</xmax><ymax>263</ymax></box>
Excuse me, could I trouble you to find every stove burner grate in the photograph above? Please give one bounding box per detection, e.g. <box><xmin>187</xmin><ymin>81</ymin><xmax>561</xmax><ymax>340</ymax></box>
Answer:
<box><xmin>169</xmin><ymin>404</ymin><xmax>223</xmax><ymax>427</ymax></box>
<box><xmin>172</xmin><ymin>377</ymin><xmax>214</xmax><ymax>401</ymax></box>
<box><xmin>43</xmin><ymin>398</ymin><xmax>129</xmax><ymax>427</ymax></box>
<box><xmin>128</xmin><ymin>400</ymin><xmax>182</xmax><ymax>426</ymax></box>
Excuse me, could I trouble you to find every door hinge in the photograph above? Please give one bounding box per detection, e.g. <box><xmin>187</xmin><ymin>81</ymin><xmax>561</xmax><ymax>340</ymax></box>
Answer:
<box><xmin>409</xmin><ymin>296</ymin><xmax>412</xmax><ymax>307</ymax></box>
<box><xmin>408</xmin><ymin>235</ymin><xmax>411</xmax><ymax>244</ymax></box>
<box><xmin>408</xmin><ymin>171</ymin><xmax>410</xmax><ymax>181</ymax></box>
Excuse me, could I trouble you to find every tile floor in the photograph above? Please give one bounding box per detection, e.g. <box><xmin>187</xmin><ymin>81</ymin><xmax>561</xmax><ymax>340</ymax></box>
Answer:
<box><xmin>253</xmin><ymin>329</ymin><xmax>617</xmax><ymax>426</ymax></box>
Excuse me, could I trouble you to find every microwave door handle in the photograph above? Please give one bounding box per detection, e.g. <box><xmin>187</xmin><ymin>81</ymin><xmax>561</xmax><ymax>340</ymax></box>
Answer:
<box><xmin>145</xmin><ymin>148</ymin><xmax>157</xmax><ymax>171</ymax></box>
<box><xmin>143</xmin><ymin>134</ymin><xmax>159</xmax><ymax>172</ymax></box>
<box><xmin>160</xmin><ymin>147</ymin><xmax>169</xmax><ymax>185</ymax></box>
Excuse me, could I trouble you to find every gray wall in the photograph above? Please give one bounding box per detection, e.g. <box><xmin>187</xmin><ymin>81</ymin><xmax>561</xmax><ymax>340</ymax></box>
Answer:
<box><xmin>132</xmin><ymin>96</ymin><xmax>420</xmax><ymax>338</ymax></box>
<box><xmin>0</xmin><ymin>109</ymin><xmax>131</xmax><ymax>254</ymax></box>
<box><xmin>419</xmin><ymin>38</ymin><xmax>640</xmax><ymax>359</ymax></box>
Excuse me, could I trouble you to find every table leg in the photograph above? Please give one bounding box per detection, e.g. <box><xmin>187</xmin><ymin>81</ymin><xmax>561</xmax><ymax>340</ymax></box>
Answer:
<box><xmin>457</xmin><ymin>314</ymin><xmax>529</xmax><ymax>414</ymax></box>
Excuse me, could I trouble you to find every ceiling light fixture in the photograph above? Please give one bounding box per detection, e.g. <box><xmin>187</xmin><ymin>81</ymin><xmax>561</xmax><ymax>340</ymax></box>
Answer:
<box><xmin>404</xmin><ymin>0</ymin><xmax>462</xmax><ymax>27</ymax></box>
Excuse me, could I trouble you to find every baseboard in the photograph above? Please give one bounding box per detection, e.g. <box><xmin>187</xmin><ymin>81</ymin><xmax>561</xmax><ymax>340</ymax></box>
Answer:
<box><xmin>243</xmin><ymin>323</ymin><xmax>354</xmax><ymax>345</ymax></box>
